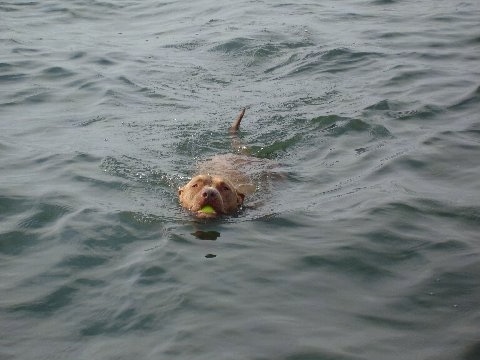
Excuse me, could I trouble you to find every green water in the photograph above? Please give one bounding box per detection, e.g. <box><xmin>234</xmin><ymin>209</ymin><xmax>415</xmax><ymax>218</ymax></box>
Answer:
<box><xmin>1</xmin><ymin>1</ymin><xmax>480</xmax><ymax>359</ymax></box>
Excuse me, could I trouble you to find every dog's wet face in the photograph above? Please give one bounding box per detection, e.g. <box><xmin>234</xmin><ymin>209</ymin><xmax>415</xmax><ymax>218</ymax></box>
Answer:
<box><xmin>178</xmin><ymin>175</ymin><xmax>245</xmax><ymax>218</ymax></box>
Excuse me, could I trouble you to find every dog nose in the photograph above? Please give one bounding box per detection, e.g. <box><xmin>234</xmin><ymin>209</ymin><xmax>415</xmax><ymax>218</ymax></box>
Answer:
<box><xmin>202</xmin><ymin>188</ymin><xmax>216</xmax><ymax>199</ymax></box>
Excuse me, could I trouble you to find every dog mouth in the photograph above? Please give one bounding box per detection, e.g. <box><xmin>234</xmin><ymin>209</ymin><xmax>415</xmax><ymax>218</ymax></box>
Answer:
<box><xmin>197</xmin><ymin>204</ymin><xmax>218</xmax><ymax>217</ymax></box>
<box><xmin>193</xmin><ymin>190</ymin><xmax>224</xmax><ymax>217</ymax></box>
<box><xmin>192</xmin><ymin>202</ymin><xmax>222</xmax><ymax>218</ymax></box>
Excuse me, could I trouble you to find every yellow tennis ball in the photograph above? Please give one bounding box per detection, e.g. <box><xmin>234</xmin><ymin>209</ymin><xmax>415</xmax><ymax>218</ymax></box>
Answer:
<box><xmin>199</xmin><ymin>205</ymin><xmax>216</xmax><ymax>214</ymax></box>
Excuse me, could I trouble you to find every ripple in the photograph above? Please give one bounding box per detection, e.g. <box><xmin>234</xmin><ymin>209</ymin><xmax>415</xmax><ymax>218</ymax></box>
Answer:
<box><xmin>299</xmin><ymin>252</ymin><xmax>396</xmax><ymax>281</ymax></box>
<box><xmin>284</xmin><ymin>350</ymin><xmax>365</xmax><ymax>360</ymax></box>
<box><xmin>449</xmin><ymin>85</ymin><xmax>480</xmax><ymax>111</ymax></box>
<box><xmin>210</xmin><ymin>37</ymin><xmax>253</xmax><ymax>54</ymax></box>
<box><xmin>39</xmin><ymin>66</ymin><xmax>75</xmax><ymax>80</ymax></box>
<box><xmin>136</xmin><ymin>265</ymin><xmax>168</xmax><ymax>285</ymax></box>
<box><xmin>287</xmin><ymin>48</ymin><xmax>382</xmax><ymax>76</ymax></box>
<box><xmin>80</xmin><ymin>307</ymin><xmax>156</xmax><ymax>336</ymax></box>
<box><xmin>310</xmin><ymin>115</ymin><xmax>392</xmax><ymax>139</ymax></box>
<box><xmin>164</xmin><ymin>39</ymin><xmax>205</xmax><ymax>51</ymax></box>
<box><xmin>0</xmin><ymin>73</ymin><xmax>27</xmax><ymax>83</ymax></box>
<box><xmin>9</xmin><ymin>285</ymin><xmax>78</xmax><ymax>316</ymax></box>
<box><xmin>82</xmin><ymin>223</ymin><xmax>138</xmax><ymax>251</ymax></box>
<box><xmin>251</xmin><ymin>134</ymin><xmax>303</xmax><ymax>158</ymax></box>
<box><xmin>56</xmin><ymin>255</ymin><xmax>109</xmax><ymax>269</ymax></box>
<box><xmin>18</xmin><ymin>202</ymin><xmax>72</xmax><ymax>229</ymax></box>
<box><xmin>0</xmin><ymin>230</ymin><xmax>36</xmax><ymax>256</ymax></box>
<box><xmin>364</xmin><ymin>99</ymin><xmax>444</xmax><ymax>121</ymax></box>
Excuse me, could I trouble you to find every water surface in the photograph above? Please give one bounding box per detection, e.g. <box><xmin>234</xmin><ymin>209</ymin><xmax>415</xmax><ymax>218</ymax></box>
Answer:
<box><xmin>1</xmin><ymin>1</ymin><xmax>480</xmax><ymax>359</ymax></box>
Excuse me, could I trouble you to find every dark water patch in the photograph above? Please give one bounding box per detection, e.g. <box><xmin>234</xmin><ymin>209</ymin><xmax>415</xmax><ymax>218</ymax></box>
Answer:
<box><xmin>56</xmin><ymin>254</ymin><xmax>109</xmax><ymax>269</ymax></box>
<box><xmin>369</xmin><ymin>124</ymin><xmax>392</xmax><ymax>139</ymax></box>
<box><xmin>356</xmin><ymin>313</ymin><xmax>418</xmax><ymax>331</ymax></box>
<box><xmin>378</xmin><ymin>31</ymin><xmax>406</xmax><ymax>39</ymax></box>
<box><xmin>192</xmin><ymin>230</ymin><xmax>220</xmax><ymax>241</ymax></box>
<box><xmin>68</xmin><ymin>51</ymin><xmax>87</xmax><ymax>60</ymax></box>
<box><xmin>370</xmin><ymin>197</ymin><xmax>480</xmax><ymax>225</ymax></box>
<box><xmin>210</xmin><ymin>37</ymin><xmax>252</xmax><ymax>54</ymax></box>
<box><xmin>136</xmin><ymin>265</ymin><xmax>168</xmax><ymax>285</ymax></box>
<box><xmin>0</xmin><ymin>62</ymin><xmax>14</xmax><ymax>71</ymax></box>
<box><xmin>280</xmin><ymin>91</ymin><xmax>338</xmax><ymax>109</ymax></box>
<box><xmin>9</xmin><ymin>285</ymin><xmax>78</xmax><ymax>316</ymax></box>
<box><xmin>327</xmin><ymin>118</ymin><xmax>370</xmax><ymax>136</ymax></box>
<box><xmin>310</xmin><ymin>115</ymin><xmax>392</xmax><ymax>140</ymax></box>
<box><xmin>210</xmin><ymin>36</ymin><xmax>313</xmax><ymax>69</ymax></box>
<box><xmin>92</xmin><ymin>56</ymin><xmax>116</xmax><ymax>66</ymax></box>
<box><xmin>11</xmin><ymin>47</ymin><xmax>40</xmax><ymax>54</ymax></box>
<box><xmin>59</xmin><ymin>210</ymin><xmax>150</xmax><ymax>254</ymax></box>
<box><xmin>299</xmin><ymin>253</ymin><xmax>395</xmax><ymax>282</ymax></box>
<box><xmin>422</xmin><ymin>128</ymin><xmax>480</xmax><ymax>152</ymax></box>
<box><xmin>367</xmin><ymin>101</ymin><xmax>444</xmax><ymax>122</ymax></box>
<box><xmin>39</xmin><ymin>66</ymin><xmax>75</xmax><ymax>80</ymax></box>
<box><xmin>13</xmin><ymin>89</ymin><xmax>52</xmax><ymax>104</ymax></box>
<box><xmin>247</xmin><ymin>43</ymin><xmax>284</xmax><ymax>63</ymax></box>
<box><xmin>416</xmin><ymin>199</ymin><xmax>480</xmax><ymax>227</ymax></box>
<box><xmin>371</xmin><ymin>0</ymin><xmax>397</xmax><ymax>4</ymax></box>
<box><xmin>0</xmin><ymin>230</ymin><xmax>36</xmax><ymax>256</ymax></box>
<box><xmin>118</xmin><ymin>75</ymin><xmax>136</xmax><ymax>87</ymax></box>
<box><xmin>39</xmin><ymin>3</ymin><xmax>108</xmax><ymax>22</ymax></box>
<box><xmin>0</xmin><ymin>3</ymin><xmax>21</xmax><ymax>11</ymax></box>
<box><xmin>78</xmin><ymin>115</ymin><xmax>107</xmax><ymax>127</ymax></box>
<box><xmin>465</xmin><ymin>35</ymin><xmax>480</xmax><ymax>45</ymax></box>
<box><xmin>0</xmin><ymin>73</ymin><xmax>27</xmax><ymax>83</ymax></box>
<box><xmin>463</xmin><ymin>341</ymin><xmax>480</xmax><ymax>360</ymax></box>
<box><xmin>145</xmin><ymin>168</ymin><xmax>183</xmax><ymax>189</ymax></box>
<box><xmin>265</xmin><ymin>53</ymin><xmax>300</xmax><ymax>74</ymax></box>
<box><xmin>75</xmin><ymin>78</ymin><xmax>102</xmax><ymax>91</ymax></box>
<box><xmin>175</xmin><ymin>132</ymin><xmax>231</xmax><ymax>159</ymax></box>
<box><xmin>80</xmin><ymin>307</ymin><xmax>156</xmax><ymax>336</ymax></box>
<box><xmin>100</xmin><ymin>155</ymin><xmax>184</xmax><ymax>197</ymax></box>
<box><xmin>364</xmin><ymin>99</ymin><xmax>408</xmax><ymax>112</ymax></box>
<box><xmin>251</xmin><ymin>134</ymin><xmax>303</xmax><ymax>158</ymax></box>
<box><xmin>289</xmin><ymin>48</ymin><xmax>382</xmax><ymax>76</ymax></box>
<box><xmin>448</xmin><ymin>85</ymin><xmax>480</xmax><ymax>111</ymax></box>
<box><xmin>73</xmin><ymin>173</ymin><xmax>131</xmax><ymax>192</ymax></box>
<box><xmin>311</xmin><ymin>114</ymin><xmax>347</xmax><ymax>129</ymax></box>
<box><xmin>0</xmin><ymin>195</ymin><xmax>31</xmax><ymax>215</ymax></box>
<box><xmin>117</xmin><ymin>210</ymin><xmax>167</xmax><ymax>230</ymax></box>
<box><xmin>425</xmin><ymin>239</ymin><xmax>469</xmax><ymax>252</ymax></box>
<box><xmin>398</xmin><ymin>260</ymin><xmax>480</xmax><ymax>313</ymax></box>
<box><xmin>363</xmin><ymin>230</ymin><xmax>427</xmax><ymax>263</ymax></box>
<box><xmin>387</xmin><ymin>69</ymin><xmax>441</xmax><ymax>85</ymax></box>
<box><xmin>169</xmin><ymin>232</ymin><xmax>194</xmax><ymax>245</ymax></box>
<box><xmin>82</xmin><ymin>230</ymin><xmax>135</xmax><ymax>251</ymax></box>
<box><xmin>74</xmin><ymin>278</ymin><xmax>106</xmax><ymax>287</ymax></box>
<box><xmin>18</xmin><ymin>202</ymin><xmax>72</xmax><ymax>229</ymax></box>
<box><xmin>80</xmin><ymin>218</ymin><xmax>145</xmax><ymax>252</ymax></box>
<box><xmin>283</xmin><ymin>350</ymin><xmax>365</xmax><ymax>360</ymax></box>
<box><xmin>101</xmin><ymin>155</ymin><xmax>144</xmax><ymax>182</ymax></box>
<box><xmin>164</xmin><ymin>40</ymin><xmax>205</xmax><ymax>51</ymax></box>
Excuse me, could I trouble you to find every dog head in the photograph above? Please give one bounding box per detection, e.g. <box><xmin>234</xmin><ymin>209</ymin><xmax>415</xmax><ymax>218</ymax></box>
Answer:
<box><xmin>178</xmin><ymin>174</ymin><xmax>245</xmax><ymax>218</ymax></box>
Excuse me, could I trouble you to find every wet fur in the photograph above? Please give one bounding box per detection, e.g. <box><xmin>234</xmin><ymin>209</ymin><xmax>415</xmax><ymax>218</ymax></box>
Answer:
<box><xmin>178</xmin><ymin>108</ymin><xmax>252</xmax><ymax>218</ymax></box>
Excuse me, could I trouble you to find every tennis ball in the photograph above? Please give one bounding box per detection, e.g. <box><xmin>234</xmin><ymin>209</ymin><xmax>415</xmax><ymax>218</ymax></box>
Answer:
<box><xmin>199</xmin><ymin>205</ymin><xmax>216</xmax><ymax>214</ymax></box>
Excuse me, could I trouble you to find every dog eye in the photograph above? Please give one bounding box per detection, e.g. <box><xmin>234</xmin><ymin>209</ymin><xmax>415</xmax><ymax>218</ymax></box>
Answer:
<box><xmin>191</xmin><ymin>184</ymin><xmax>198</xmax><ymax>188</ymax></box>
<box><xmin>222</xmin><ymin>186</ymin><xmax>230</xmax><ymax>191</ymax></box>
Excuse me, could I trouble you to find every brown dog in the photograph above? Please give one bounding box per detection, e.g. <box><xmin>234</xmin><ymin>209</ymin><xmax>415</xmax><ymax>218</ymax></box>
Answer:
<box><xmin>178</xmin><ymin>109</ymin><xmax>254</xmax><ymax>218</ymax></box>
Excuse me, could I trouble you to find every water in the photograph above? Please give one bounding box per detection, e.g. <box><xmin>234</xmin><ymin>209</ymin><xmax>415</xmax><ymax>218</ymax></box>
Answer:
<box><xmin>1</xmin><ymin>0</ymin><xmax>480</xmax><ymax>359</ymax></box>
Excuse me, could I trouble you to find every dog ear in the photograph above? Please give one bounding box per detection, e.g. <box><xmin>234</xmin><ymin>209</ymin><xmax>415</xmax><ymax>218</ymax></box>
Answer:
<box><xmin>237</xmin><ymin>192</ymin><xmax>245</xmax><ymax>205</ymax></box>
<box><xmin>178</xmin><ymin>187</ymin><xmax>183</xmax><ymax>196</ymax></box>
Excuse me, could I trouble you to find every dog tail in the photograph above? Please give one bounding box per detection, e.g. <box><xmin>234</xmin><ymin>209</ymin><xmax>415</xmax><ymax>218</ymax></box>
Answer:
<box><xmin>229</xmin><ymin>108</ymin><xmax>246</xmax><ymax>134</ymax></box>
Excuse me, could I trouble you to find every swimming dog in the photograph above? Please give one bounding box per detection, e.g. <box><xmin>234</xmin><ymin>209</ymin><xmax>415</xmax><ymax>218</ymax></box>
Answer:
<box><xmin>178</xmin><ymin>109</ymin><xmax>255</xmax><ymax>218</ymax></box>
